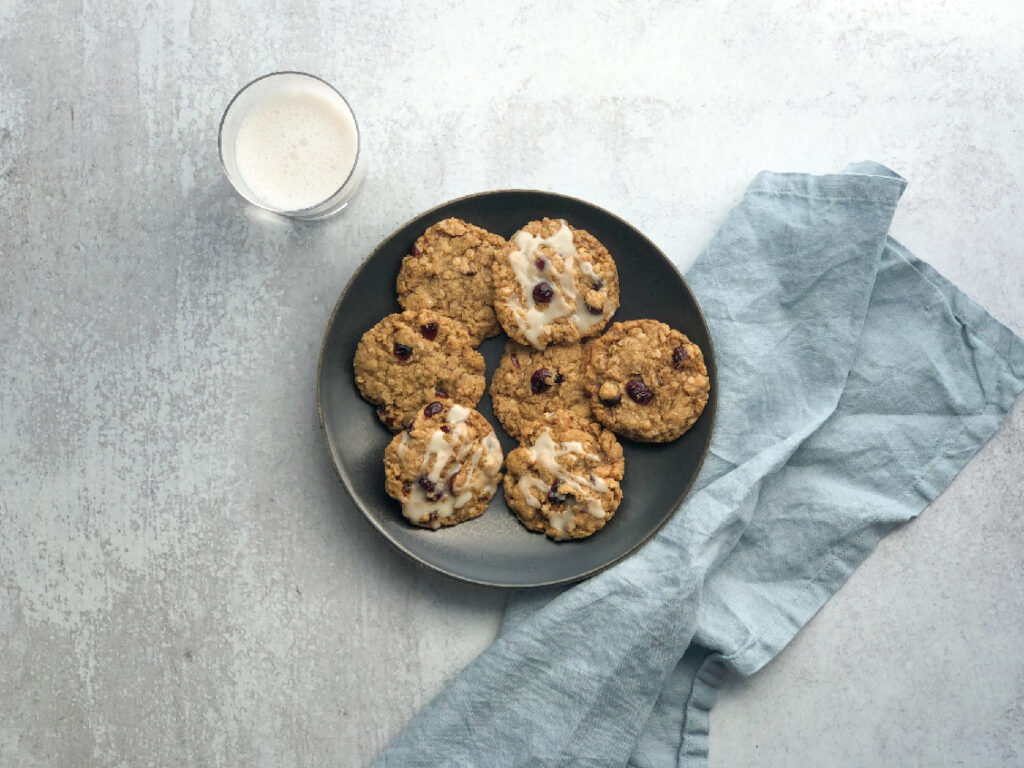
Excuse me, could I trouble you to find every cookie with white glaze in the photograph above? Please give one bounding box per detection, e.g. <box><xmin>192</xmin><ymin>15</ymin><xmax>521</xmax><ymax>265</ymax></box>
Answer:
<box><xmin>489</xmin><ymin>339</ymin><xmax>594</xmax><ymax>440</ymax></box>
<box><xmin>397</xmin><ymin>218</ymin><xmax>508</xmax><ymax>346</ymax></box>
<box><xmin>353</xmin><ymin>309</ymin><xmax>486</xmax><ymax>432</ymax></box>
<box><xmin>585</xmin><ymin>319</ymin><xmax>709</xmax><ymax>443</ymax></box>
<box><xmin>492</xmin><ymin>218</ymin><xmax>619</xmax><ymax>350</ymax></box>
<box><xmin>503</xmin><ymin>410</ymin><xmax>624</xmax><ymax>540</ymax></box>
<box><xmin>384</xmin><ymin>400</ymin><xmax>504</xmax><ymax>529</ymax></box>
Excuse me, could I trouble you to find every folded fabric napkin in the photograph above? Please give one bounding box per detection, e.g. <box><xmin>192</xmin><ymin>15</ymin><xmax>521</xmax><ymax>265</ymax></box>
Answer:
<box><xmin>374</xmin><ymin>162</ymin><xmax>1024</xmax><ymax>768</ymax></box>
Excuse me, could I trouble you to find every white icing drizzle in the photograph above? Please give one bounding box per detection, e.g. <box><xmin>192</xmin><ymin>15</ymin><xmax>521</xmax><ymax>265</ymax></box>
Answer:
<box><xmin>400</xmin><ymin>410</ymin><xmax>503</xmax><ymax>527</ymax></box>
<box><xmin>396</xmin><ymin>432</ymin><xmax>411</xmax><ymax>469</ymax></box>
<box><xmin>520</xmin><ymin>428</ymin><xmax>611</xmax><ymax>539</ymax></box>
<box><xmin>584</xmin><ymin>498</ymin><xmax>606</xmax><ymax>519</ymax></box>
<box><xmin>548</xmin><ymin>507</ymin><xmax>575</xmax><ymax>537</ymax></box>
<box><xmin>423</xmin><ymin>429</ymin><xmax>452</xmax><ymax>480</ymax></box>
<box><xmin>446</xmin><ymin>404</ymin><xmax>471</xmax><ymax>423</ymax></box>
<box><xmin>455</xmin><ymin>448</ymin><xmax>483</xmax><ymax>509</ymax></box>
<box><xmin>504</xmin><ymin>221</ymin><xmax>607</xmax><ymax>348</ymax></box>
<box><xmin>518</xmin><ymin>475</ymin><xmax>549</xmax><ymax>508</ymax></box>
<box><xmin>578</xmin><ymin>259</ymin><xmax>601</xmax><ymax>283</ymax></box>
<box><xmin>558</xmin><ymin>440</ymin><xmax>598</xmax><ymax>459</ymax></box>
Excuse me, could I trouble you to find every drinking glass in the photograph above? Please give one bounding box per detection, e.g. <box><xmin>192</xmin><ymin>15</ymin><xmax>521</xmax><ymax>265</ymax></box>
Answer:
<box><xmin>218</xmin><ymin>72</ymin><xmax>365</xmax><ymax>220</ymax></box>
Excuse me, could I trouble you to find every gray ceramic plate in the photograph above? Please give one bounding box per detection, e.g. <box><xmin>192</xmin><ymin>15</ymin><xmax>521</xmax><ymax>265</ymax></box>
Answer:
<box><xmin>318</xmin><ymin>191</ymin><xmax>716</xmax><ymax>588</ymax></box>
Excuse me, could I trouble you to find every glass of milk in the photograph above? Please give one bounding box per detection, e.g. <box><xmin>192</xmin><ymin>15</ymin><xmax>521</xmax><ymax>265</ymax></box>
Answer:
<box><xmin>218</xmin><ymin>72</ymin><xmax>365</xmax><ymax>220</ymax></box>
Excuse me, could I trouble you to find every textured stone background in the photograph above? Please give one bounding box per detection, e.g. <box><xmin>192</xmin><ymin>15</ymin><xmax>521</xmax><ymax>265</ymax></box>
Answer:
<box><xmin>2</xmin><ymin>1</ymin><xmax>1022</xmax><ymax>766</ymax></box>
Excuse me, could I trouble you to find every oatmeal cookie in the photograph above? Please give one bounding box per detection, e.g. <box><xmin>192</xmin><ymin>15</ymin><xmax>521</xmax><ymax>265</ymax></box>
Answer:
<box><xmin>396</xmin><ymin>218</ymin><xmax>508</xmax><ymax>345</ymax></box>
<box><xmin>585</xmin><ymin>319</ymin><xmax>709</xmax><ymax>443</ymax></box>
<box><xmin>493</xmin><ymin>218</ymin><xmax>619</xmax><ymax>349</ymax></box>
<box><xmin>503</xmin><ymin>410</ymin><xmax>624</xmax><ymax>540</ymax></box>
<box><xmin>489</xmin><ymin>340</ymin><xmax>593</xmax><ymax>440</ymax></box>
<box><xmin>353</xmin><ymin>309</ymin><xmax>486</xmax><ymax>432</ymax></box>
<box><xmin>384</xmin><ymin>400</ymin><xmax>504</xmax><ymax>529</ymax></box>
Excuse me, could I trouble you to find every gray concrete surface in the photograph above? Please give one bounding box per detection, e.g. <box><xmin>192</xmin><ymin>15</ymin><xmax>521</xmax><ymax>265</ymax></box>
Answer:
<box><xmin>1</xmin><ymin>1</ymin><xmax>1022</xmax><ymax>766</ymax></box>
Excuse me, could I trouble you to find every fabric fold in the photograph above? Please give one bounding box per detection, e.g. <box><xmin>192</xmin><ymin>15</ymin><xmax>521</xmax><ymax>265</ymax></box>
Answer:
<box><xmin>636</xmin><ymin>234</ymin><xmax>1024</xmax><ymax>767</ymax></box>
<box><xmin>373</xmin><ymin>164</ymin><xmax>1024</xmax><ymax>768</ymax></box>
<box><xmin>695</xmin><ymin>236</ymin><xmax>1024</xmax><ymax>679</ymax></box>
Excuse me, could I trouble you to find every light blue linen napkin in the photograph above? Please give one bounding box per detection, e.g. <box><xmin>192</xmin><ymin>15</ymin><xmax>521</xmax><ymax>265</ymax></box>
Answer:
<box><xmin>374</xmin><ymin>162</ymin><xmax>1024</xmax><ymax>768</ymax></box>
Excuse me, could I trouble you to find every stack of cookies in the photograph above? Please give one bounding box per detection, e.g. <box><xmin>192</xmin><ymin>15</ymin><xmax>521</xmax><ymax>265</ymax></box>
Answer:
<box><xmin>353</xmin><ymin>216</ymin><xmax>710</xmax><ymax>541</ymax></box>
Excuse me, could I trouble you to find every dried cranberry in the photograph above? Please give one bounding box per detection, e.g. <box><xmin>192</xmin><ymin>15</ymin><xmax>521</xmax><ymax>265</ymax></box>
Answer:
<box><xmin>440</xmin><ymin>424</ymin><xmax>451</xmax><ymax>433</ymax></box>
<box><xmin>672</xmin><ymin>345</ymin><xmax>689</xmax><ymax>365</ymax></box>
<box><xmin>447</xmin><ymin>473</ymin><xmax>459</xmax><ymax>494</ymax></box>
<box><xmin>423</xmin><ymin>401</ymin><xmax>443</xmax><ymax>417</ymax></box>
<box><xmin>377</xmin><ymin>406</ymin><xmax>396</xmax><ymax>428</ymax></box>
<box><xmin>535</xmin><ymin>257</ymin><xmax>546</xmax><ymax>271</ymax></box>
<box><xmin>591</xmin><ymin>277</ymin><xmax>604</xmax><ymax>289</ymax></box>
<box><xmin>393</xmin><ymin>342</ymin><xmax>413</xmax><ymax>361</ymax></box>
<box><xmin>626</xmin><ymin>378</ymin><xmax>655</xmax><ymax>404</ymax></box>
<box><xmin>586</xmin><ymin>303</ymin><xmax>603</xmax><ymax>315</ymax></box>
<box><xmin>402</xmin><ymin>481</ymin><xmax>412</xmax><ymax>495</ymax></box>
<box><xmin>434</xmin><ymin>385</ymin><xmax>449</xmax><ymax>398</ymax></box>
<box><xmin>531</xmin><ymin>367</ymin><xmax>554</xmax><ymax>394</ymax></box>
<box><xmin>418</xmin><ymin>476</ymin><xmax>444</xmax><ymax>502</ymax></box>
<box><xmin>410</xmin><ymin>244</ymin><xmax>421</xmax><ymax>256</ymax></box>
<box><xmin>420</xmin><ymin>322</ymin><xmax>439</xmax><ymax>340</ymax></box>
<box><xmin>599</xmin><ymin>393</ymin><xmax>622</xmax><ymax>407</ymax></box>
<box><xmin>547</xmin><ymin>481</ymin><xmax>567</xmax><ymax>505</ymax></box>
<box><xmin>463</xmin><ymin>270</ymin><xmax>477</xmax><ymax>276</ymax></box>
<box><xmin>532</xmin><ymin>282</ymin><xmax>554</xmax><ymax>303</ymax></box>
<box><xmin>554</xmin><ymin>372</ymin><xmax>564</xmax><ymax>384</ymax></box>
<box><xmin>510</xmin><ymin>353</ymin><xmax>520</xmax><ymax>370</ymax></box>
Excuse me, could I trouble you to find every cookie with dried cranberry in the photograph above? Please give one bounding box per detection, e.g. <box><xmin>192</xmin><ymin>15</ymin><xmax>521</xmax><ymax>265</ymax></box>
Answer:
<box><xmin>493</xmin><ymin>218</ymin><xmax>619</xmax><ymax>349</ymax></box>
<box><xmin>384</xmin><ymin>401</ymin><xmax>504</xmax><ymax>529</ymax></box>
<box><xmin>503</xmin><ymin>410</ymin><xmax>624</xmax><ymax>540</ymax></box>
<box><xmin>354</xmin><ymin>309</ymin><xmax>486</xmax><ymax>432</ymax></box>
<box><xmin>397</xmin><ymin>218</ymin><xmax>509</xmax><ymax>346</ymax></box>
<box><xmin>585</xmin><ymin>319</ymin><xmax>709</xmax><ymax>443</ymax></box>
<box><xmin>489</xmin><ymin>340</ymin><xmax>593</xmax><ymax>440</ymax></box>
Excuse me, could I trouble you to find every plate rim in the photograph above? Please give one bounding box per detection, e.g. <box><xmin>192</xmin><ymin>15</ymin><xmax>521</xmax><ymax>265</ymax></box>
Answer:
<box><xmin>316</xmin><ymin>189</ymin><xmax>718</xmax><ymax>588</ymax></box>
